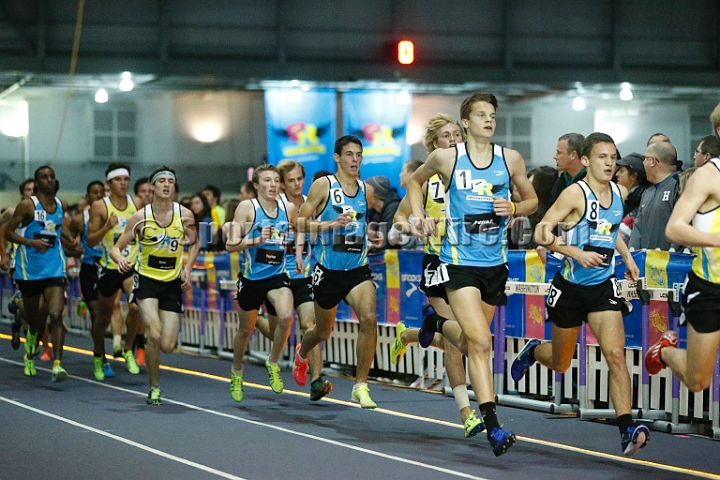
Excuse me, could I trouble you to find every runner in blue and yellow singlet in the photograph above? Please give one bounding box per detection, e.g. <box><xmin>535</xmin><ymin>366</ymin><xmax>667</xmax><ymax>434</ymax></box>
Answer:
<box><xmin>5</xmin><ymin>166</ymin><xmax>79</xmax><ymax>381</ymax></box>
<box><xmin>292</xmin><ymin>135</ymin><xmax>382</xmax><ymax>409</ymax></box>
<box><xmin>226</xmin><ymin>164</ymin><xmax>295</xmax><ymax>403</ymax></box>
<box><xmin>514</xmin><ymin>132</ymin><xmax>649</xmax><ymax>457</ymax></box>
<box><xmin>407</xmin><ymin>93</ymin><xmax>538</xmax><ymax>456</ymax></box>
<box><xmin>392</xmin><ymin>114</ymin><xmax>486</xmax><ymax>438</ymax></box>
<box><xmin>111</xmin><ymin>165</ymin><xmax>199</xmax><ymax>405</ymax></box>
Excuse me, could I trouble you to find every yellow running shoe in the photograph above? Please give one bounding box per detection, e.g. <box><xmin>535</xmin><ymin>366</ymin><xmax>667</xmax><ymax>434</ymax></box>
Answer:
<box><xmin>464</xmin><ymin>410</ymin><xmax>485</xmax><ymax>438</ymax></box>
<box><xmin>123</xmin><ymin>350</ymin><xmax>140</xmax><ymax>375</ymax></box>
<box><xmin>390</xmin><ymin>322</ymin><xmax>408</xmax><ymax>365</ymax></box>
<box><xmin>266</xmin><ymin>359</ymin><xmax>284</xmax><ymax>394</ymax></box>
<box><xmin>51</xmin><ymin>361</ymin><xmax>68</xmax><ymax>382</ymax></box>
<box><xmin>230</xmin><ymin>370</ymin><xmax>244</xmax><ymax>402</ymax></box>
<box><xmin>351</xmin><ymin>384</ymin><xmax>377</xmax><ymax>409</ymax></box>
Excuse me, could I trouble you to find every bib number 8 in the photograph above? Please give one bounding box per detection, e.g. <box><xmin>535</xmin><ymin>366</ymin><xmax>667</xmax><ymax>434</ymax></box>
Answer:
<box><xmin>546</xmin><ymin>284</ymin><xmax>562</xmax><ymax>308</ymax></box>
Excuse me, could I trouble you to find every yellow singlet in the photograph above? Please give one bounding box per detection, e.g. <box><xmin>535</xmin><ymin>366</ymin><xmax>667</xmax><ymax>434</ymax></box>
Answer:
<box><xmin>423</xmin><ymin>174</ymin><xmax>446</xmax><ymax>255</ymax></box>
<box><xmin>136</xmin><ymin>203</ymin><xmax>185</xmax><ymax>282</ymax></box>
<box><xmin>100</xmin><ymin>194</ymin><xmax>138</xmax><ymax>270</ymax></box>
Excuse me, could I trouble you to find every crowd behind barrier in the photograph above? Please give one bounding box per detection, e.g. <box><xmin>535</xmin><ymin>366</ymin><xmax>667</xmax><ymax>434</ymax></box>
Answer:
<box><xmin>1</xmin><ymin>248</ymin><xmax>717</xmax><ymax>438</ymax></box>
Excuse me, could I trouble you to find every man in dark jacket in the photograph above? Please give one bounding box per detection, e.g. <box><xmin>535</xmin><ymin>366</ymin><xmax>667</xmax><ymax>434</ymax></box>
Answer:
<box><xmin>365</xmin><ymin>175</ymin><xmax>401</xmax><ymax>253</ymax></box>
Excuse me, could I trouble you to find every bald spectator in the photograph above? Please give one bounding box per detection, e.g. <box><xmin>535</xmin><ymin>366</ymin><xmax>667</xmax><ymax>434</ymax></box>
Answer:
<box><xmin>549</xmin><ymin>133</ymin><xmax>585</xmax><ymax>205</ymax></box>
<box><xmin>693</xmin><ymin>135</ymin><xmax>720</xmax><ymax>168</ymax></box>
<box><xmin>629</xmin><ymin>142</ymin><xmax>680</xmax><ymax>250</ymax></box>
<box><xmin>647</xmin><ymin>133</ymin><xmax>670</xmax><ymax>146</ymax></box>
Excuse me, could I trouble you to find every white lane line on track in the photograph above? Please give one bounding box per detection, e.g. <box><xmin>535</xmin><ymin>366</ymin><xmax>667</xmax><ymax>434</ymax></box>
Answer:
<box><xmin>0</xmin><ymin>395</ymin><xmax>247</xmax><ymax>480</ymax></box>
<box><xmin>3</xmin><ymin>352</ymin><xmax>719</xmax><ymax>480</ymax></box>
<box><xmin>0</xmin><ymin>358</ymin><xmax>490</xmax><ymax>480</ymax></box>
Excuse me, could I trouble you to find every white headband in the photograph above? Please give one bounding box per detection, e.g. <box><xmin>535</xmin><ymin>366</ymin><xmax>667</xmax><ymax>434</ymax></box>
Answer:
<box><xmin>151</xmin><ymin>170</ymin><xmax>176</xmax><ymax>184</ymax></box>
<box><xmin>106</xmin><ymin>168</ymin><xmax>130</xmax><ymax>181</ymax></box>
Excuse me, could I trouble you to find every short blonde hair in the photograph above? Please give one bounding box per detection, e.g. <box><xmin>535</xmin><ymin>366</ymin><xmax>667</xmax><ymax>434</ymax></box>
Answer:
<box><xmin>277</xmin><ymin>160</ymin><xmax>305</xmax><ymax>182</ymax></box>
<box><xmin>710</xmin><ymin>102</ymin><xmax>720</xmax><ymax>133</ymax></box>
<box><xmin>423</xmin><ymin>113</ymin><xmax>465</xmax><ymax>153</ymax></box>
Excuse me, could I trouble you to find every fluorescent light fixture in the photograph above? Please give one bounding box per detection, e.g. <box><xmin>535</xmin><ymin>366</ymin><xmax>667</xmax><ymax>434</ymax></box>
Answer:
<box><xmin>620</xmin><ymin>82</ymin><xmax>633</xmax><ymax>101</ymax></box>
<box><xmin>119</xmin><ymin>72</ymin><xmax>134</xmax><ymax>92</ymax></box>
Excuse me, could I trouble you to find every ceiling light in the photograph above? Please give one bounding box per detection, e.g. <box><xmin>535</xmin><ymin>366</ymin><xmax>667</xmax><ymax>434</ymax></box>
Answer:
<box><xmin>119</xmin><ymin>72</ymin><xmax>134</xmax><ymax>92</ymax></box>
<box><xmin>95</xmin><ymin>88</ymin><xmax>108</xmax><ymax>103</ymax></box>
<box><xmin>619</xmin><ymin>83</ymin><xmax>633</xmax><ymax>101</ymax></box>
<box><xmin>572</xmin><ymin>96</ymin><xmax>586</xmax><ymax>111</ymax></box>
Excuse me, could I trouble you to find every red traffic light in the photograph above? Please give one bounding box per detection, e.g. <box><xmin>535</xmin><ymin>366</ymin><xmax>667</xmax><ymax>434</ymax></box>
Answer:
<box><xmin>398</xmin><ymin>40</ymin><xmax>414</xmax><ymax>65</ymax></box>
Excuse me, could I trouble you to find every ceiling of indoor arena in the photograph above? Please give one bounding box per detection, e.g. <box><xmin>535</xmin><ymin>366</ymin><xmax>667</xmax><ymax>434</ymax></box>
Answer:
<box><xmin>0</xmin><ymin>0</ymin><xmax>719</xmax><ymax>101</ymax></box>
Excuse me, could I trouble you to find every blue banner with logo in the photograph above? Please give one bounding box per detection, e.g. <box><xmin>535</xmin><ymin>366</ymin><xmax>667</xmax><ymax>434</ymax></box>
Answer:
<box><xmin>342</xmin><ymin>90</ymin><xmax>411</xmax><ymax>191</ymax></box>
<box><xmin>265</xmin><ymin>89</ymin><xmax>336</xmax><ymax>192</ymax></box>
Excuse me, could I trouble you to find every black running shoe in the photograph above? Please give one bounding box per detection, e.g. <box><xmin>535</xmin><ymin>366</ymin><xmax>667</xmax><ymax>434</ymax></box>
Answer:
<box><xmin>310</xmin><ymin>376</ymin><xmax>333</xmax><ymax>401</ymax></box>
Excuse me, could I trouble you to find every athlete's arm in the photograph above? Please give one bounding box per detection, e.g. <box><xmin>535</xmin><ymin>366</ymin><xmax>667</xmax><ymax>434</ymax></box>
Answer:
<box><xmin>5</xmin><ymin>199</ymin><xmax>52</xmax><ymax>253</ymax></box>
<box><xmin>502</xmin><ymin>148</ymin><xmax>538</xmax><ymax>217</ymax></box>
<box><xmin>534</xmin><ymin>184</ymin><xmax>605</xmax><ymax>268</ymax></box>
<box><xmin>407</xmin><ymin>150</ymin><xmax>451</xmax><ymax>238</ymax></box>
<box><xmin>0</xmin><ymin>208</ymin><xmax>14</xmax><ymax>269</ymax></box>
<box><xmin>666</xmin><ymin>164</ymin><xmax>720</xmax><ymax>248</ymax></box>
<box><xmin>111</xmin><ymin>210</ymin><xmax>144</xmax><ymax>273</ymax></box>
<box><xmin>180</xmin><ymin>205</ymin><xmax>200</xmax><ymax>291</ymax></box>
<box><xmin>225</xmin><ymin>200</ymin><xmax>267</xmax><ymax>252</ymax></box>
<box><xmin>87</xmin><ymin>198</ymin><xmax>114</xmax><ymax>247</ymax></box>
<box><xmin>617</xmin><ymin>184</ymin><xmax>629</xmax><ymax>203</ymax></box>
<box><xmin>296</xmin><ymin>177</ymin><xmax>353</xmax><ymax>235</ymax></box>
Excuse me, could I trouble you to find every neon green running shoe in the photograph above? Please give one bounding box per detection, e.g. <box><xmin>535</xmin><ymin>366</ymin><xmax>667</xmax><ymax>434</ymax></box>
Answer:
<box><xmin>51</xmin><ymin>361</ymin><xmax>68</xmax><ymax>382</ymax></box>
<box><xmin>230</xmin><ymin>370</ymin><xmax>244</xmax><ymax>402</ymax></box>
<box><xmin>23</xmin><ymin>354</ymin><xmax>36</xmax><ymax>377</ymax></box>
<box><xmin>266</xmin><ymin>359</ymin><xmax>284</xmax><ymax>394</ymax></box>
<box><xmin>147</xmin><ymin>387</ymin><xmax>161</xmax><ymax>405</ymax></box>
<box><xmin>464</xmin><ymin>410</ymin><xmax>485</xmax><ymax>438</ymax></box>
<box><xmin>123</xmin><ymin>350</ymin><xmax>140</xmax><ymax>375</ymax></box>
<box><xmin>390</xmin><ymin>322</ymin><xmax>408</xmax><ymax>365</ymax></box>
<box><xmin>351</xmin><ymin>384</ymin><xmax>377</xmax><ymax>409</ymax></box>
<box><xmin>113</xmin><ymin>345</ymin><xmax>122</xmax><ymax>358</ymax></box>
<box><xmin>93</xmin><ymin>356</ymin><xmax>105</xmax><ymax>381</ymax></box>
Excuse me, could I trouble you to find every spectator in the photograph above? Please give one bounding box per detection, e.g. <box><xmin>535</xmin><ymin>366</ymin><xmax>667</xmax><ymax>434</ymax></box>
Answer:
<box><xmin>365</xmin><ymin>175</ymin><xmax>401</xmax><ymax>253</ymax></box>
<box><xmin>202</xmin><ymin>184</ymin><xmax>226</xmax><ymax>226</ymax></box>
<box><xmin>190</xmin><ymin>193</ymin><xmax>215</xmax><ymax>251</ymax></box>
<box><xmin>134</xmin><ymin>177</ymin><xmax>152</xmax><ymax>206</ymax></box>
<box><xmin>514</xmin><ymin>166</ymin><xmax>558</xmax><ymax>249</ymax></box>
<box><xmin>549</xmin><ymin>133</ymin><xmax>585</xmax><ymax>205</ymax></box>
<box><xmin>615</xmin><ymin>152</ymin><xmax>650</xmax><ymax>244</ymax></box>
<box><xmin>693</xmin><ymin>135</ymin><xmax>720</xmax><ymax>167</ymax></box>
<box><xmin>399</xmin><ymin>159</ymin><xmax>424</xmax><ymax>188</ymax></box>
<box><xmin>312</xmin><ymin>169</ymin><xmax>332</xmax><ymax>183</ymax></box>
<box><xmin>629</xmin><ymin>142</ymin><xmax>680</xmax><ymax>250</ymax></box>
<box><xmin>239</xmin><ymin>181</ymin><xmax>256</xmax><ymax>200</ymax></box>
<box><xmin>647</xmin><ymin>133</ymin><xmax>670</xmax><ymax>145</ymax></box>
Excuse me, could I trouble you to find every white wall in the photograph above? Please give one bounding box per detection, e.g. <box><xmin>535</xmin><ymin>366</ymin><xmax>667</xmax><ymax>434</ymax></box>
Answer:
<box><xmin>531</xmin><ymin>99</ymin><xmax>595</xmax><ymax>167</ymax></box>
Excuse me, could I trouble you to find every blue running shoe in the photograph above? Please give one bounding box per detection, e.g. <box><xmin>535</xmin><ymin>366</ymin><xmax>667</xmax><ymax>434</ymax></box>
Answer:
<box><xmin>511</xmin><ymin>339</ymin><xmax>541</xmax><ymax>382</ymax></box>
<box><xmin>418</xmin><ymin>304</ymin><xmax>437</xmax><ymax>348</ymax></box>
<box><xmin>103</xmin><ymin>362</ymin><xmax>115</xmax><ymax>378</ymax></box>
<box><xmin>489</xmin><ymin>427</ymin><xmax>516</xmax><ymax>457</ymax></box>
<box><xmin>621</xmin><ymin>424</ymin><xmax>649</xmax><ymax>456</ymax></box>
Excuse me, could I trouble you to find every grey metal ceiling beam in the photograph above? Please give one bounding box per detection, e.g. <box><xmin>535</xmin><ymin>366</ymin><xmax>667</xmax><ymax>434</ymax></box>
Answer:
<box><xmin>2</xmin><ymin>53</ymin><xmax>719</xmax><ymax>88</ymax></box>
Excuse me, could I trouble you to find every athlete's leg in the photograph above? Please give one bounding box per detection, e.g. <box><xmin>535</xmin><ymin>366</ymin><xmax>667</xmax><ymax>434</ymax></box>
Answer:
<box><xmin>588</xmin><ymin>310</ymin><xmax>632</xmax><ymax>417</ymax></box>
<box><xmin>298</xmin><ymin>303</ymin><xmax>337</xmax><ymax>362</ymax></box>
<box><xmin>233</xmin><ymin>308</ymin><xmax>258</xmax><ymax>371</ymax></box>
<box><xmin>121</xmin><ymin>275</ymin><xmax>141</xmax><ymax>352</ymax></box>
<box><xmin>533</xmin><ymin>323</ymin><xmax>581</xmax><ymax>374</ymax></box>
<box><xmin>344</xmin><ymin>280</ymin><xmax>377</xmax><ymax>384</ymax></box>
<box><xmin>94</xmin><ymin>290</ymin><xmax>121</xmax><ymax>358</ymax></box>
<box><xmin>264</xmin><ymin>287</ymin><xmax>294</xmax><ymax>364</ymax></box>
<box><xmin>296</xmin><ymin>301</ymin><xmax>323</xmax><ymax>379</ymax></box>
<box><xmin>663</xmin><ymin>325</ymin><xmax>720</xmax><ymax>392</ymax></box>
<box><xmin>137</xmin><ymin>298</ymin><xmax>161</xmax><ymax>386</ymax></box>
<box><xmin>43</xmin><ymin>286</ymin><xmax>65</xmax><ymax>361</ymax></box>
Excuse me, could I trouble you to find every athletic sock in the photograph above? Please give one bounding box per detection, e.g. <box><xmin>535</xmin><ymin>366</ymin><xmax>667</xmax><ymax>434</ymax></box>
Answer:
<box><xmin>479</xmin><ymin>402</ymin><xmax>500</xmax><ymax>436</ymax></box>
<box><xmin>617</xmin><ymin>414</ymin><xmax>634</xmax><ymax>435</ymax></box>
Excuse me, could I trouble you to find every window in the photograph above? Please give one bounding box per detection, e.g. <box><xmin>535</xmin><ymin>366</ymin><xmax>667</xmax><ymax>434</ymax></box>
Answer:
<box><xmin>93</xmin><ymin>106</ymin><xmax>136</xmax><ymax>159</ymax></box>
